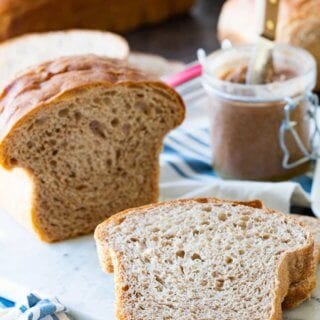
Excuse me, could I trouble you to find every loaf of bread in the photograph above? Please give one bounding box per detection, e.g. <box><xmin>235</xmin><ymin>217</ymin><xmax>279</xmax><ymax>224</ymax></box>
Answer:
<box><xmin>0</xmin><ymin>55</ymin><xmax>185</xmax><ymax>242</ymax></box>
<box><xmin>217</xmin><ymin>0</ymin><xmax>320</xmax><ymax>90</ymax></box>
<box><xmin>0</xmin><ymin>0</ymin><xmax>195</xmax><ymax>41</ymax></box>
<box><xmin>95</xmin><ymin>198</ymin><xmax>315</xmax><ymax>320</ymax></box>
<box><xmin>0</xmin><ymin>30</ymin><xmax>129</xmax><ymax>90</ymax></box>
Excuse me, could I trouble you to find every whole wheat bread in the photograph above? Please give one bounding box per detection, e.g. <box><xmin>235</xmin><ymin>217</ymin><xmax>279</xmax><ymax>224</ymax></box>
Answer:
<box><xmin>95</xmin><ymin>198</ymin><xmax>314</xmax><ymax>320</ymax></box>
<box><xmin>0</xmin><ymin>30</ymin><xmax>129</xmax><ymax>90</ymax></box>
<box><xmin>0</xmin><ymin>55</ymin><xmax>185</xmax><ymax>242</ymax></box>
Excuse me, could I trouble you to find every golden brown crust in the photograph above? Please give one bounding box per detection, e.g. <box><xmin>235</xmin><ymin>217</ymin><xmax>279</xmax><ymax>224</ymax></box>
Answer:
<box><xmin>278</xmin><ymin>1</ymin><xmax>320</xmax><ymax>91</ymax></box>
<box><xmin>0</xmin><ymin>54</ymin><xmax>185</xmax><ymax>162</ymax></box>
<box><xmin>0</xmin><ymin>0</ymin><xmax>50</xmax><ymax>18</ymax></box>
<box><xmin>283</xmin><ymin>248</ymin><xmax>318</xmax><ymax>309</ymax></box>
<box><xmin>283</xmin><ymin>213</ymin><xmax>320</xmax><ymax>308</ymax></box>
<box><xmin>0</xmin><ymin>55</ymin><xmax>147</xmax><ymax>143</ymax></box>
<box><xmin>95</xmin><ymin>197</ymin><xmax>315</xmax><ymax>320</ymax></box>
<box><xmin>0</xmin><ymin>0</ymin><xmax>195</xmax><ymax>41</ymax></box>
<box><xmin>283</xmin><ymin>214</ymin><xmax>320</xmax><ymax>308</ymax></box>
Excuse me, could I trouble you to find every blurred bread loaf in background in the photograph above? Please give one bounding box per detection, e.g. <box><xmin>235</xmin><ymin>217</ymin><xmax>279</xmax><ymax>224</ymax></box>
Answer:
<box><xmin>0</xmin><ymin>30</ymin><xmax>129</xmax><ymax>89</ymax></box>
<box><xmin>218</xmin><ymin>0</ymin><xmax>320</xmax><ymax>90</ymax></box>
<box><xmin>0</xmin><ymin>30</ymin><xmax>185</xmax><ymax>90</ymax></box>
<box><xmin>0</xmin><ymin>0</ymin><xmax>195</xmax><ymax>41</ymax></box>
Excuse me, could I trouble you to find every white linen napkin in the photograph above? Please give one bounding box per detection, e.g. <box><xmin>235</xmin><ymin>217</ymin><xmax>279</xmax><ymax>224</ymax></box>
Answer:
<box><xmin>160</xmin><ymin>178</ymin><xmax>310</xmax><ymax>213</ymax></box>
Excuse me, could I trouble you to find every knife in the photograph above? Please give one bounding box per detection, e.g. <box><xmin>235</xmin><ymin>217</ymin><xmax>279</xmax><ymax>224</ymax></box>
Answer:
<box><xmin>246</xmin><ymin>0</ymin><xmax>280</xmax><ymax>84</ymax></box>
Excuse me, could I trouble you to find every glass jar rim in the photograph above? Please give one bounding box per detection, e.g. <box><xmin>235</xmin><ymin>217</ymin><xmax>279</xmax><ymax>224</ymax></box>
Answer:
<box><xmin>201</xmin><ymin>44</ymin><xmax>317</xmax><ymax>102</ymax></box>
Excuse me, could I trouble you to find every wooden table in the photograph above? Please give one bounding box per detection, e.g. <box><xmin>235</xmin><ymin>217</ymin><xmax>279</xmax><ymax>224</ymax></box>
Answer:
<box><xmin>125</xmin><ymin>0</ymin><xmax>224</xmax><ymax>63</ymax></box>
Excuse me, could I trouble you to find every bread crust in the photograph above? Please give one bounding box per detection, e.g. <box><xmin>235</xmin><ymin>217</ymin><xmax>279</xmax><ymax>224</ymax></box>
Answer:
<box><xmin>0</xmin><ymin>54</ymin><xmax>185</xmax><ymax>156</ymax></box>
<box><xmin>283</xmin><ymin>249</ymin><xmax>318</xmax><ymax>309</ymax></box>
<box><xmin>95</xmin><ymin>197</ymin><xmax>315</xmax><ymax>320</ymax></box>
<box><xmin>281</xmin><ymin>214</ymin><xmax>320</xmax><ymax>308</ymax></box>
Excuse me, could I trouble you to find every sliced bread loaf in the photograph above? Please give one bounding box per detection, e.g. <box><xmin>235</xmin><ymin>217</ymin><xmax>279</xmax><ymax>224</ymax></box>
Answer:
<box><xmin>0</xmin><ymin>55</ymin><xmax>185</xmax><ymax>242</ymax></box>
<box><xmin>95</xmin><ymin>198</ymin><xmax>314</xmax><ymax>320</ymax></box>
<box><xmin>0</xmin><ymin>30</ymin><xmax>129</xmax><ymax>89</ymax></box>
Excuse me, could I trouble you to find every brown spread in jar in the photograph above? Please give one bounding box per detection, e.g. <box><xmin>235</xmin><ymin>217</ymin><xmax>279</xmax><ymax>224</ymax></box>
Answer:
<box><xmin>208</xmin><ymin>64</ymin><xmax>311</xmax><ymax>180</ymax></box>
<box><xmin>219</xmin><ymin>64</ymin><xmax>296</xmax><ymax>84</ymax></box>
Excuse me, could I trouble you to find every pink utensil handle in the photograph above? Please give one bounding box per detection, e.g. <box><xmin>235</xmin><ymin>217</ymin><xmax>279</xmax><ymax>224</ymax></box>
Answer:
<box><xmin>163</xmin><ymin>63</ymin><xmax>202</xmax><ymax>87</ymax></box>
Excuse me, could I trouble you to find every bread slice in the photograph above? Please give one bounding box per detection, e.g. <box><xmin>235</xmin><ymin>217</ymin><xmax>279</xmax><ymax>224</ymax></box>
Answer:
<box><xmin>95</xmin><ymin>198</ymin><xmax>314</xmax><ymax>320</ymax></box>
<box><xmin>0</xmin><ymin>55</ymin><xmax>185</xmax><ymax>242</ymax></box>
<box><xmin>0</xmin><ymin>30</ymin><xmax>129</xmax><ymax>90</ymax></box>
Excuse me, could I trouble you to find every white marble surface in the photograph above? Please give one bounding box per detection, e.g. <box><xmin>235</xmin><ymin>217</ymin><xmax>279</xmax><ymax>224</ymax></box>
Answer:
<box><xmin>0</xmin><ymin>209</ymin><xmax>115</xmax><ymax>320</ymax></box>
<box><xmin>1</xmin><ymin>208</ymin><xmax>320</xmax><ymax>320</ymax></box>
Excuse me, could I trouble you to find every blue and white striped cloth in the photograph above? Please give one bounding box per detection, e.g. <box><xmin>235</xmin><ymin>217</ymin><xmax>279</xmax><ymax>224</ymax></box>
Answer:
<box><xmin>0</xmin><ymin>294</ymin><xmax>72</xmax><ymax>320</ymax></box>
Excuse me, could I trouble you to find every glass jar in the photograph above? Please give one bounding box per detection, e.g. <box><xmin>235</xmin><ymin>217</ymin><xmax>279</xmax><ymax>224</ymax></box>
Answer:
<box><xmin>200</xmin><ymin>44</ymin><xmax>317</xmax><ymax>181</ymax></box>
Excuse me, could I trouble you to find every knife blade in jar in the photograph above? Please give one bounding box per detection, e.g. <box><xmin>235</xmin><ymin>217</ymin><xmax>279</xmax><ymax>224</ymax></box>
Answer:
<box><xmin>246</xmin><ymin>0</ymin><xmax>280</xmax><ymax>84</ymax></box>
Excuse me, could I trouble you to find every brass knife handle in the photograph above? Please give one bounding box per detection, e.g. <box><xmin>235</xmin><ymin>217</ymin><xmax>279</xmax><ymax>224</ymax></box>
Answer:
<box><xmin>259</xmin><ymin>0</ymin><xmax>280</xmax><ymax>40</ymax></box>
